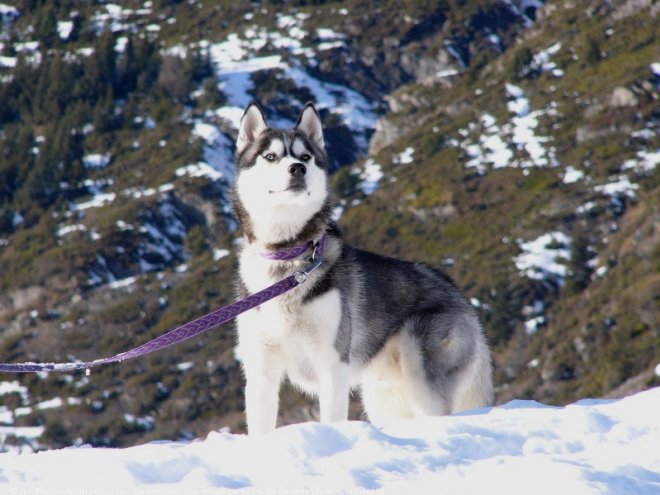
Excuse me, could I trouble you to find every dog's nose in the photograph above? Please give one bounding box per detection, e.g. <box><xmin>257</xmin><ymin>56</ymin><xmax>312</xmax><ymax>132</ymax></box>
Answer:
<box><xmin>288</xmin><ymin>163</ymin><xmax>307</xmax><ymax>178</ymax></box>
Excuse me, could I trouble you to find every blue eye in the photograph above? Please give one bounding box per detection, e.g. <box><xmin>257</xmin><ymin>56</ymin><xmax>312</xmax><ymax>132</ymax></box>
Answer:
<box><xmin>264</xmin><ymin>153</ymin><xmax>276</xmax><ymax>162</ymax></box>
<box><xmin>300</xmin><ymin>154</ymin><xmax>311</xmax><ymax>161</ymax></box>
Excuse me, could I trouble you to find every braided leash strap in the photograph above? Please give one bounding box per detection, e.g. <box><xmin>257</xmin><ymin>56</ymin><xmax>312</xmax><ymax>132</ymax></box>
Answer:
<box><xmin>0</xmin><ymin>238</ymin><xmax>325</xmax><ymax>373</ymax></box>
<box><xmin>0</xmin><ymin>275</ymin><xmax>299</xmax><ymax>373</ymax></box>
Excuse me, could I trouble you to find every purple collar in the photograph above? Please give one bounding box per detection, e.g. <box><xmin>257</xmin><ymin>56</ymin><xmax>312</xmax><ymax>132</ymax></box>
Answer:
<box><xmin>260</xmin><ymin>236</ymin><xmax>325</xmax><ymax>261</ymax></box>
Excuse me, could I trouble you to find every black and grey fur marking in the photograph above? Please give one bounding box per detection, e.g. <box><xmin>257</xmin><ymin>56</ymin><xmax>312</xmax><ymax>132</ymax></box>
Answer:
<box><xmin>232</xmin><ymin>101</ymin><xmax>494</xmax><ymax>434</ymax></box>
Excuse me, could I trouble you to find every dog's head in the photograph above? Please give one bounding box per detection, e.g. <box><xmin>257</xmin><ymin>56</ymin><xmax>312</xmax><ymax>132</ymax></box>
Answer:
<box><xmin>232</xmin><ymin>102</ymin><xmax>331</xmax><ymax>246</ymax></box>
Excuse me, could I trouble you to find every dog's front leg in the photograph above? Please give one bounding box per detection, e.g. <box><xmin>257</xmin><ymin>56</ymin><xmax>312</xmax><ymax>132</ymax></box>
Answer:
<box><xmin>238</xmin><ymin>325</ymin><xmax>284</xmax><ymax>435</ymax></box>
<box><xmin>319</xmin><ymin>363</ymin><xmax>350</xmax><ymax>423</ymax></box>
<box><xmin>242</xmin><ymin>350</ymin><xmax>283</xmax><ymax>435</ymax></box>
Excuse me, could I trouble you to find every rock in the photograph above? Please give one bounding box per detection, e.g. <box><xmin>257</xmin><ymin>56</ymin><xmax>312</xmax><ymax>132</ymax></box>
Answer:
<box><xmin>0</xmin><ymin>286</ymin><xmax>45</xmax><ymax>317</ymax></box>
<box><xmin>368</xmin><ymin>118</ymin><xmax>404</xmax><ymax>155</ymax></box>
<box><xmin>610</xmin><ymin>86</ymin><xmax>638</xmax><ymax>107</ymax></box>
<box><xmin>401</xmin><ymin>48</ymin><xmax>459</xmax><ymax>85</ymax></box>
<box><xmin>611</xmin><ymin>0</ymin><xmax>653</xmax><ymax>21</ymax></box>
<box><xmin>576</xmin><ymin>123</ymin><xmax>631</xmax><ymax>144</ymax></box>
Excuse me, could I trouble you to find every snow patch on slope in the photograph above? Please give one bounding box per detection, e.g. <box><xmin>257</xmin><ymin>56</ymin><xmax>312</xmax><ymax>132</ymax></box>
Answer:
<box><xmin>514</xmin><ymin>231</ymin><xmax>571</xmax><ymax>283</ymax></box>
<box><xmin>202</xmin><ymin>14</ymin><xmax>376</xmax><ymax>153</ymax></box>
<box><xmin>459</xmin><ymin>85</ymin><xmax>558</xmax><ymax>173</ymax></box>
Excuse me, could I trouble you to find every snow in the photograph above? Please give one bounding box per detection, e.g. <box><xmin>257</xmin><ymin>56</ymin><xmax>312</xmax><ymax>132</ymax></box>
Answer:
<box><xmin>0</xmin><ymin>3</ymin><xmax>19</xmax><ymax>27</ymax></box>
<box><xmin>108</xmin><ymin>276</ymin><xmax>137</xmax><ymax>290</ymax></box>
<box><xmin>393</xmin><ymin>147</ymin><xmax>415</xmax><ymax>165</ymax></box>
<box><xmin>215</xmin><ymin>106</ymin><xmax>246</xmax><ymax>130</ymax></box>
<box><xmin>12</xmin><ymin>212</ymin><xmax>23</xmax><ymax>227</ymax></box>
<box><xmin>176</xmin><ymin>362</ymin><xmax>194</xmax><ymax>372</ymax></box>
<box><xmin>532</xmin><ymin>42</ymin><xmax>563</xmax><ymax>77</ymax></box>
<box><xmin>514</xmin><ymin>231</ymin><xmax>571</xmax><ymax>282</ymax></box>
<box><xmin>356</xmin><ymin>159</ymin><xmax>384</xmax><ymax>195</ymax></box>
<box><xmin>191</xmin><ymin>122</ymin><xmax>235</xmax><ymax>182</ymax></box>
<box><xmin>115</xmin><ymin>36</ymin><xmax>128</xmax><ymax>53</ymax></box>
<box><xmin>70</xmin><ymin>192</ymin><xmax>116</xmax><ymax>212</ymax></box>
<box><xmin>460</xmin><ymin>85</ymin><xmax>559</xmax><ymax>173</ymax></box>
<box><xmin>57</xmin><ymin>20</ymin><xmax>73</xmax><ymax>40</ymax></box>
<box><xmin>0</xmin><ymin>55</ymin><xmax>16</xmax><ymax>68</ymax></box>
<box><xmin>594</xmin><ymin>175</ymin><xmax>639</xmax><ymax>199</ymax></box>
<box><xmin>524</xmin><ymin>315</ymin><xmax>546</xmax><ymax>334</ymax></box>
<box><xmin>1</xmin><ymin>388</ymin><xmax>659</xmax><ymax>492</ymax></box>
<box><xmin>35</xmin><ymin>398</ymin><xmax>63</xmax><ymax>411</ymax></box>
<box><xmin>123</xmin><ymin>186</ymin><xmax>156</xmax><ymax>199</ymax></box>
<box><xmin>82</xmin><ymin>153</ymin><xmax>112</xmax><ymax>169</ymax></box>
<box><xmin>506</xmin><ymin>83</ymin><xmax>558</xmax><ymax>168</ymax></box>
<box><xmin>0</xmin><ymin>382</ymin><xmax>28</xmax><ymax>402</ymax></box>
<box><xmin>316</xmin><ymin>27</ymin><xmax>345</xmax><ymax>41</ymax></box>
<box><xmin>332</xmin><ymin>204</ymin><xmax>345</xmax><ymax>222</ymax></box>
<box><xmin>91</xmin><ymin>3</ymin><xmax>151</xmax><ymax>33</ymax></box>
<box><xmin>651</xmin><ymin>62</ymin><xmax>660</xmax><ymax>77</ymax></box>
<box><xmin>176</xmin><ymin>162</ymin><xmax>223</xmax><ymax>181</ymax></box>
<box><xmin>213</xmin><ymin>248</ymin><xmax>230</xmax><ymax>261</ymax></box>
<box><xmin>56</xmin><ymin>224</ymin><xmax>87</xmax><ymax>238</ymax></box>
<box><xmin>205</xmin><ymin>20</ymin><xmax>376</xmax><ymax>152</ymax></box>
<box><xmin>76</xmin><ymin>47</ymin><xmax>94</xmax><ymax>57</ymax></box>
<box><xmin>621</xmin><ymin>149</ymin><xmax>659</xmax><ymax>174</ymax></box>
<box><xmin>462</xmin><ymin>113</ymin><xmax>513</xmax><ymax>172</ymax></box>
<box><xmin>563</xmin><ymin>165</ymin><xmax>585</xmax><ymax>184</ymax></box>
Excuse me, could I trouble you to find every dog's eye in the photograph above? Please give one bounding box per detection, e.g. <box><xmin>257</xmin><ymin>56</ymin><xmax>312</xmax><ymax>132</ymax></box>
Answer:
<box><xmin>264</xmin><ymin>153</ymin><xmax>276</xmax><ymax>162</ymax></box>
<box><xmin>300</xmin><ymin>154</ymin><xmax>311</xmax><ymax>161</ymax></box>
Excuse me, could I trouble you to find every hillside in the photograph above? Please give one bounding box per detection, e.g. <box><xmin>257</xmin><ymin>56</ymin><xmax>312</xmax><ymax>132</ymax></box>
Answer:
<box><xmin>0</xmin><ymin>0</ymin><xmax>658</xmax><ymax>451</ymax></box>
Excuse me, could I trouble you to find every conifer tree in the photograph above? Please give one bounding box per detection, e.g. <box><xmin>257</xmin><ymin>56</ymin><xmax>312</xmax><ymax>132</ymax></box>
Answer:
<box><xmin>93</xmin><ymin>88</ymin><xmax>119</xmax><ymax>133</ymax></box>
<box><xmin>33</xmin><ymin>4</ymin><xmax>59</xmax><ymax>48</ymax></box>
<box><xmin>117</xmin><ymin>35</ymin><xmax>138</xmax><ymax>97</ymax></box>
<box><xmin>566</xmin><ymin>233</ymin><xmax>593</xmax><ymax>294</ymax></box>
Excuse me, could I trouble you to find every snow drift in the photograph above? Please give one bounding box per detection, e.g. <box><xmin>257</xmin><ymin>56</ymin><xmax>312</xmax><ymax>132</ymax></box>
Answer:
<box><xmin>1</xmin><ymin>387</ymin><xmax>659</xmax><ymax>493</ymax></box>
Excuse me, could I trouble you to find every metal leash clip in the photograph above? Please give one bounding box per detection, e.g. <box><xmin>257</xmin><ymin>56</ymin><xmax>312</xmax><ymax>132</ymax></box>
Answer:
<box><xmin>294</xmin><ymin>238</ymin><xmax>324</xmax><ymax>284</ymax></box>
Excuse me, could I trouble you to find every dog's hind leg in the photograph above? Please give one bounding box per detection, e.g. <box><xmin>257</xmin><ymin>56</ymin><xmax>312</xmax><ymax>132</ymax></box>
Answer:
<box><xmin>360</xmin><ymin>335</ymin><xmax>415</xmax><ymax>425</ymax></box>
<box><xmin>449</xmin><ymin>334</ymin><xmax>494</xmax><ymax>413</ymax></box>
<box><xmin>398</xmin><ymin>329</ymin><xmax>450</xmax><ymax>417</ymax></box>
<box><xmin>399</xmin><ymin>312</ymin><xmax>490</xmax><ymax>417</ymax></box>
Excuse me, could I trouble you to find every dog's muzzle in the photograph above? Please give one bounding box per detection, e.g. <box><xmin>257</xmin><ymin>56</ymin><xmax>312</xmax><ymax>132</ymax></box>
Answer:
<box><xmin>288</xmin><ymin>162</ymin><xmax>306</xmax><ymax>178</ymax></box>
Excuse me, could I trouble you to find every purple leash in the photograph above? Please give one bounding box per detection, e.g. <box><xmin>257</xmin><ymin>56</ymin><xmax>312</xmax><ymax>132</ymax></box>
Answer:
<box><xmin>0</xmin><ymin>237</ymin><xmax>324</xmax><ymax>373</ymax></box>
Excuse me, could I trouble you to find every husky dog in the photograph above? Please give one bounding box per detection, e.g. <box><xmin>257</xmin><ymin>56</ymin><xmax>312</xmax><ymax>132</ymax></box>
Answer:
<box><xmin>232</xmin><ymin>101</ymin><xmax>493</xmax><ymax>435</ymax></box>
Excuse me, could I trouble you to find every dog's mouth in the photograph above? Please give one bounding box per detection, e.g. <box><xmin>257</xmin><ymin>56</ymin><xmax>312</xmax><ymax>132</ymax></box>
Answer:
<box><xmin>268</xmin><ymin>181</ymin><xmax>307</xmax><ymax>194</ymax></box>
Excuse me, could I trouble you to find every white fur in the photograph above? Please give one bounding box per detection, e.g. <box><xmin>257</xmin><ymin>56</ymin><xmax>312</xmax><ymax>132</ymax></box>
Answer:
<box><xmin>235</xmin><ymin>142</ymin><xmax>328</xmax><ymax>246</ymax></box>
<box><xmin>236</xmin><ymin>269</ymin><xmax>349</xmax><ymax>434</ymax></box>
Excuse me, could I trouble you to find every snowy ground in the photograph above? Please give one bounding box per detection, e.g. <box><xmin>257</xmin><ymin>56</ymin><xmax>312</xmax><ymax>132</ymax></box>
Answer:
<box><xmin>1</xmin><ymin>387</ymin><xmax>659</xmax><ymax>494</ymax></box>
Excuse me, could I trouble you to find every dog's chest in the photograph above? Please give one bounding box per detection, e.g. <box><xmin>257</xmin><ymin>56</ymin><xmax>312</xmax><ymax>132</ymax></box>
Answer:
<box><xmin>238</xmin><ymin>251</ymin><xmax>343</xmax><ymax>381</ymax></box>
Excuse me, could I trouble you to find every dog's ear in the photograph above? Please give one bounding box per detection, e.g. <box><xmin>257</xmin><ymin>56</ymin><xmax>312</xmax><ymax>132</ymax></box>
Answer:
<box><xmin>296</xmin><ymin>102</ymin><xmax>324</xmax><ymax>149</ymax></box>
<box><xmin>237</xmin><ymin>102</ymin><xmax>268</xmax><ymax>153</ymax></box>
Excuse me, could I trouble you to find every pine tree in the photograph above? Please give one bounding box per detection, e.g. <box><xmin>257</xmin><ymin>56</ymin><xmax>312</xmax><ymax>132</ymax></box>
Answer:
<box><xmin>484</xmin><ymin>281</ymin><xmax>524</xmax><ymax>346</ymax></box>
<box><xmin>93</xmin><ymin>88</ymin><xmax>119</xmax><ymax>133</ymax></box>
<box><xmin>0</xmin><ymin>125</ymin><xmax>35</xmax><ymax>204</ymax></box>
<box><xmin>566</xmin><ymin>233</ymin><xmax>593</xmax><ymax>294</ymax></box>
<box><xmin>84</xmin><ymin>29</ymin><xmax>117</xmax><ymax>99</ymax></box>
<box><xmin>33</xmin><ymin>4</ymin><xmax>59</xmax><ymax>48</ymax></box>
<box><xmin>158</xmin><ymin>55</ymin><xmax>190</xmax><ymax>103</ymax></box>
<box><xmin>133</xmin><ymin>36</ymin><xmax>160</xmax><ymax>92</ymax></box>
<box><xmin>117</xmin><ymin>35</ymin><xmax>138</xmax><ymax>97</ymax></box>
